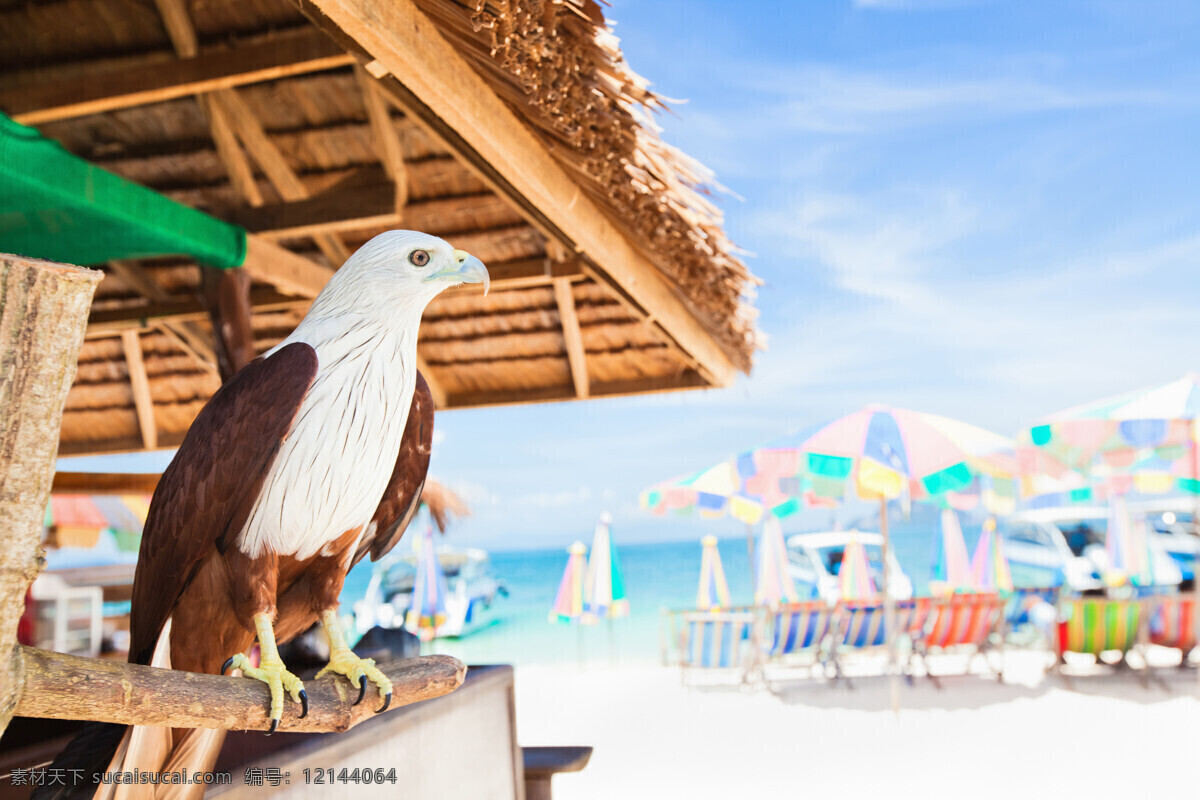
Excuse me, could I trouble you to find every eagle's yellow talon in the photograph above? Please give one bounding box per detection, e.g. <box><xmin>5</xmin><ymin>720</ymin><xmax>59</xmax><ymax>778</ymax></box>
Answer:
<box><xmin>317</xmin><ymin>611</ymin><xmax>394</xmax><ymax>711</ymax></box>
<box><xmin>225</xmin><ymin>613</ymin><xmax>306</xmax><ymax>732</ymax></box>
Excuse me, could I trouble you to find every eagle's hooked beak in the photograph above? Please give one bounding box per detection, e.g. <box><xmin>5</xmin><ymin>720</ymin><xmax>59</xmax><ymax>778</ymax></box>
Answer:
<box><xmin>425</xmin><ymin>250</ymin><xmax>489</xmax><ymax>296</ymax></box>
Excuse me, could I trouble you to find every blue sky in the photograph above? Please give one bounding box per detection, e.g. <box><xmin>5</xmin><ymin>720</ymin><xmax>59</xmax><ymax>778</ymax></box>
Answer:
<box><xmin>65</xmin><ymin>1</ymin><xmax>1200</xmax><ymax>551</ymax></box>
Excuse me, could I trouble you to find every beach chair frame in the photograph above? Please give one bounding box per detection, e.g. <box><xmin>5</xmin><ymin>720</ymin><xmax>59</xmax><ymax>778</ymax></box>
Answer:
<box><xmin>1142</xmin><ymin>594</ymin><xmax>1198</xmax><ymax>684</ymax></box>
<box><xmin>908</xmin><ymin>592</ymin><xmax>1005</xmax><ymax>688</ymax></box>
<box><xmin>1053</xmin><ymin>597</ymin><xmax>1147</xmax><ymax>688</ymax></box>
<box><xmin>827</xmin><ymin>598</ymin><xmax>929</xmax><ymax>689</ymax></box>
<box><xmin>666</xmin><ymin>609</ymin><xmax>758</xmax><ymax>687</ymax></box>
<box><xmin>755</xmin><ymin>600</ymin><xmax>836</xmax><ymax>687</ymax></box>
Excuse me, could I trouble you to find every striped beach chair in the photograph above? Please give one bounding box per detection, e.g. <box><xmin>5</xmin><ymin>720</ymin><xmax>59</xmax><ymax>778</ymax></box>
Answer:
<box><xmin>673</xmin><ymin>610</ymin><xmax>757</xmax><ymax>686</ymax></box>
<box><xmin>1054</xmin><ymin>597</ymin><xmax>1145</xmax><ymax>686</ymax></box>
<box><xmin>909</xmin><ymin>592</ymin><xmax>1005</xmax><ymax>687</ymax></box>
<box><xmin>828</xmin><ymin>598</ymin><xmax>927</xmax><ymax>687</ymax></box>
<box><xmin>759</xmin><ymin>601</ymin><xmax>834</xmax><ymax>683</ymax></box>
<box><xmin>1147</xmin><ymin>595</ymin><xmax>1197</xmax><ymax>663</ymax></box>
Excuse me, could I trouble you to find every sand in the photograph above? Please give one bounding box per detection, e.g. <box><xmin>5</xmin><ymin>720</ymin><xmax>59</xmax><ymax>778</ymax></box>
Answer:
<box><xmin>513</xmin><ymin>649</ymin><xmax>1200</xmax><ymax>799</ymax></box>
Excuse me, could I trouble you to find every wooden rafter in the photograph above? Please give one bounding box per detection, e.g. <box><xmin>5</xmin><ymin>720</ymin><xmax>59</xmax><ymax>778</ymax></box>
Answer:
<box><xmin>87</xmin><ymin>257</ymin><xmax>583</xmax><ymax>335</ymax></box>
<box><xmin>241</xmin><ymin>235</ymin><xmax>336</xmax><ymax>299</ymax></box>
<box><xmin>210</xmin><ymin>90</ymin><xmax>351</xmax><ymax>266</ymax></box>
<box><xmin>107</xmin><ymin>260</ymin><xmax>218</xmax><ymax>373</ymax></box>
<box><xmin>553</xmin><ymin>276</ymin><xmax>589</xmax><ymax>398</ymax></box>
<box><xmin>2</xmin><ymin>28</ymin><xmax>353</xmax><ymax>126</ymax></box>
<box><xmin>303</xmin><ymin>0</ymin><xmax>737</xmax><ymax>386</ymax></box>
<box><xmin>355</xmin><ymin>66</ymin><xmax>409</xmax><ymax>214</ymax></box>
<box><xmin>444</xmin><ymin>371</ymin><xmax>710</xmax><ymax>410</ymax></box>
<box><xmin>120</xmin><ymin>330</ymin><xmax>158</xmax><ymax>450</ymax></box>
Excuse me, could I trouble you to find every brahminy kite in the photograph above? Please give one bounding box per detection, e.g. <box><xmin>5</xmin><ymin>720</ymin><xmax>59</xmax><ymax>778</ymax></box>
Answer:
<box><xmin>43</xmin><ymin>231</ymin><xmax>487</xmax><ymax>797</ymax></box>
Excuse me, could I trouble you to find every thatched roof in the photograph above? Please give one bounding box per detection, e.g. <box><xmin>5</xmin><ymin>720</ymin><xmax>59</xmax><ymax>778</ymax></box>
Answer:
<box><xmin>0</xmin><ymin>0</ymin><xmax>758</xmax><ymax>457</ymax></box>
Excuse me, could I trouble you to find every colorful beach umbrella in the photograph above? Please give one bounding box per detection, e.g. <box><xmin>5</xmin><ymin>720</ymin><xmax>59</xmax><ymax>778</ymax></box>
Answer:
<box><xmin>838</xmin><ymin>537</ymin><xmax>878</xmax><ymax>600</ymax></box>
<box><xmin>696</xmin><ymin>535</ymin><xmax>732</xmax><ymax>610</ymax></box>
<box><xmin>45</xmin><ymin>494</ymin><xmax>151</xmax><ymax>550</ymax></box>
<box><xmin>930</xmin><ymin>508</ymin><xmax>972</xmax><ymax>595</ymax></box>
<box><xmin>755</xmin><ymin>516</ymin><xmax>799</xmax><ymax>607</ymax></box>
<box><xmin>1024</xmin><ymin>372</ymin><xmax>1200</xmax><ymax>496</ymax></box>
<box><xmin>405</xmin><ymin>526</ymin><xmax>448</xmax><ymax>641</ymax></box>
<box><xmin>583</xmin><ymin>513</ymin><xmax>629</xmax><ymax>623</ymax></box>
<box><xmin>969</xmin><ymin>518</ymin><xmax>1014</xmax><ymax>593</ymax></box>
<box><xmin>549</xmin><ymin>541</ymin><xmax>588</xmax><ymax>624</ymax></box>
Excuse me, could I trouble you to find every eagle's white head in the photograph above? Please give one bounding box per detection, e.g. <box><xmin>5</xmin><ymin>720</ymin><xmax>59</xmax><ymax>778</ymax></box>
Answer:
<box><xmin>305</xmin><ymin>230</ymin><xmax>489</xmax><ymax>321</ymax></box>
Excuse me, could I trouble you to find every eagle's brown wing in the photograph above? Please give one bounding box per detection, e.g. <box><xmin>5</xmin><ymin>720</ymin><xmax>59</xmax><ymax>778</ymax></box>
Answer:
<box><xmin>129</xmin><ymin>343</ymin><xmax>318</xmax><ymax>666</ymax></box>
<box><xmin>354</xmin><ymin>371</ymin><xmax>434</xmax><ymax>565</ymax></box>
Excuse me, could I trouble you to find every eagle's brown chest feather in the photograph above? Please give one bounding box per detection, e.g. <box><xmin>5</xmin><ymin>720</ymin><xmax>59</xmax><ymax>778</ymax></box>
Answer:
<box><xmin>169</xmin><ymin>527</ymin><xmax>362</xmax><ymax>675</ymax></box>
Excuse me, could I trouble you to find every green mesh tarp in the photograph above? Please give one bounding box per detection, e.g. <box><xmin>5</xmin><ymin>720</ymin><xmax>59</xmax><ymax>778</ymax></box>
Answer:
<box><xmin>0</xmin><ymin>113</ymin><xmax>245</xmax><ymax>268</ymax></box>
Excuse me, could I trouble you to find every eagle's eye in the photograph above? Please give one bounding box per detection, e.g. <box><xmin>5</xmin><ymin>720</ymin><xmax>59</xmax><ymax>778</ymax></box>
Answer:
<box><xmin>409</xmin><ymin>249</ymin><xmax>431</xmax><ymax>267</ymax></box>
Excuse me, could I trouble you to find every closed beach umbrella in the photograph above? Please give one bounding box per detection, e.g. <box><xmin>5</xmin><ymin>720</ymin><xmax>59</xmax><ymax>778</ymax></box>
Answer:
<box><xmin>405</xmin><ymin>526</ymin><xmax>448</xmax><ymax>641</ymax></box>
<box><xmin>931</xmin><ymin>508</ymin><xmax>972</xmax><ymax>595</ymax></box>
<box><xmin>550</xmin><ymin>541</ymin><xmax>588</xmax><ymax>623</ymax></box>
<box><xmin>696</xmin><ymin>535</ymin><xmax>732</xmax><ymax>610</ymax></box>
<box><xmin>45</xmin><ymin>494</ymin><xmax>151</xmax><ymax>550</ymax></box>
<box><xmin>755</xmin><ymin>516</ymin><xmax>799</xmax><ymax>607</ymax></box>
<box><xmin>970</xmin><ymin>518</ymin><xmax>1014</xmax><ymax>593</ymax></box>
<box><xmin>1104</xmin><ymin>496</ymin><xmax>1155</xmax><ymax>587</ymax></box>
<box><xmin>839</xmin><ymin>536</ymin><xmax>879</xmax><ymax>600</ymax></box>
<box><xmin>584</xmin><ymin>513</ymin><xmax>630</xmax><ymax>622</ymax></box>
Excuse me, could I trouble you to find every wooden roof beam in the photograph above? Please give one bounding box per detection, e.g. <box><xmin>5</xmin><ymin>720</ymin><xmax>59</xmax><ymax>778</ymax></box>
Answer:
<box><xmin>355</xmin><ymin>66</ymin><xmax>409</xmax><ymax>215</ymax></box>
<box><xmin>52</xmin><ymin>472</ymin><xmax>162</xmax><ymax>495</ymax></box>
<box><xmin>443</xmin><ymin>371</ymin><xmax>710</xmax><ymax>410</ymax></box>
<box><xmin>302</xmin><ymin>0</ymin><xmax>737</xmax><ymax>387</ymax></box>
<box><xmin>86</xmin><ymin>257</ymin><xmax>582</xmax><ymax>334</ymax></box>
<box><xmin>2</xmin><ymin>28</ymin><xmax>354</xmax><ymax>126</ymax></box>
<box><xmin>553</xmin><ymin>276</ymin><xmax>589</xmax><ymax>398</ymax></box>
<box><xmin>120</xmin><ymin>331</ymin><xmax>158</xmax><ymax>450</ymax></box>
<box><xmin>107</xmin><ymin>260</ymin><xmax>219</xmax><ymax>374</ymax></box>
<box><xmin>210</xmin><ymin>91</ymin><xmax>351</xmax><ymax>267</ymax></box>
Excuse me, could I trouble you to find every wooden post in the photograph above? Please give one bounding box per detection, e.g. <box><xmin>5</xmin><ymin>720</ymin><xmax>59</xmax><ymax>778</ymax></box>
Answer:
<box><xmin>0</xmin><ymin>255</ymin><xmax>102</xmax><ymax>738</ymax></box>
<box><xmin>879</xmin><ymin>494</ymin><xmax>900</xmax><ymax>713</ymax></box>
<box><xmin>202</xmin><ymin>267</ymin><xmax>256</xmax><ymax>381</ymax></box>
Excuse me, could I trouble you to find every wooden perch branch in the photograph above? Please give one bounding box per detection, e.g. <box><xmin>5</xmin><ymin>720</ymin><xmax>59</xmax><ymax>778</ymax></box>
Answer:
<box><xmin>11</xmin><ymin>646</ymin><xmax>465</xmax><ymax>733</ymax></box>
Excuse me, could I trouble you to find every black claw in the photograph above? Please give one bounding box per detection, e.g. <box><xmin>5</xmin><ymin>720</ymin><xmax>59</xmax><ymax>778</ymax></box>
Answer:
<box><xmin>377</xmin><ymin>692</ymin><xmax>392</xmax><ymax>714</ymax></box>
<box><xmin>354</xmin><ymin>675</ymin><xmax>367</xmax><ymax>706</ymax></box>
<box><xmin>267</xmin><ymin>718</ymin><xmax>279</xmax><ymax>735</ymax></box>
<box><xmin>298</xmin><ymin>690</ymin><xmax>309</xmax><ymax>719</ymax></box>
<box><xmin>221</xmin><ymin>656</ymin><xmax>235</xmax><ymax>675</ymax></box>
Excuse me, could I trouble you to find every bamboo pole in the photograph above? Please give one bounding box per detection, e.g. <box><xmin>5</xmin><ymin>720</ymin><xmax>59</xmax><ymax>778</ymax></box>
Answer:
<box><xmin>11</xmin><ymin>646</ymin><xmax>465</xmax><ymax>733</ymax></box>
<box><xmin>0</xmin><ymin>255</ymin><xmax>103</xmax><ymax>738</ymax></box>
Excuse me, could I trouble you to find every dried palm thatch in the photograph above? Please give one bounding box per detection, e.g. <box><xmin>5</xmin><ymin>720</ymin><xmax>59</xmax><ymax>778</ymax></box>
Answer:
<box><xmin>0</xmin><ymin>0</ymin><xmax>761</xmax><ymax>457</ymax></box>
<box><xmin>421</xmin><ymin>479</ymin><xmax>471</xmax><ymax>533</ymax></box>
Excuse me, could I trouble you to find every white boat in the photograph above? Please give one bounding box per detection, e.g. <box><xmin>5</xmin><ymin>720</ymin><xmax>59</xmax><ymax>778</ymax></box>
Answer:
<box><xmin>785</xmin><ymin>531</ymin><xmax>914</xmax><ymax>606</ymax></box>
<box><xmin>353</xmin><ymin>546</ymin><xmax>505</xmax><ymax>639</ymax></box>
<box><xmin>1001</xmin><ymin>506</ymin><xmax>1182</xmax><ymax>593</ymax></box>
<box><xmin>1131</xmin><ymin>497</ymin><xmax>1200</xmax><ymax>583</ymax></box>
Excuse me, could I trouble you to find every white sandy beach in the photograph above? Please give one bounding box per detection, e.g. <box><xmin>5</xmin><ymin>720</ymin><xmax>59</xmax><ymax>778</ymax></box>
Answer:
<box><xmin>514</xmin><ymin>650</ymin><xmax>1200</xmax><ymax>800</ymax></box>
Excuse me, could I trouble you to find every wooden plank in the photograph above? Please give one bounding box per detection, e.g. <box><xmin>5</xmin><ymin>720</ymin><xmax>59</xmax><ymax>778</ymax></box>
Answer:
<box><xmin>303</xmin><ymin>0</ymin><xmax>737</xmax><ymax>386</ymax></box>
<box><xmin>553</xmin><ymin>277</ymin><xmax>589</xmax><ymax>398</ymax></box>
<box><xmin>88</xmin><ymin>288</ymin><xmax>305</xmax><ymax>334</ymax></box>
<box><xmin>56</xmin><ymin>431</ymin><xmax>188</xmax><ymax>457</ymax></box>
<box><xmin>211</xmin><ymin>91</ymin><xmax>351</xmax><ymax>266</ymax></box>
<box><xmin>120</xmin><ymin>331</ymin><xmax>158</xmax><ymax>450</ymax></box>
<box><xmin>3</xmin><ymin>28</ymin><xmax>355</xmax><ymax>125</ymax></box>
<box><xmin>445</xmin><ymin>371</ymin><xmax>710</xmax><ymax>409</ymax></box>
<box><xmin>234</xmin><ymin>180</ymin><xmax>514</xmax><ymax>242</ymax></box>
<box><xmin>355</xmin><ymin>66</ymin><xmax>409</xmax><ymax>213</ymax></box>
<box><xmin>52</xmin><ymin>472</ymin><xmax>161</xmax><ymax>494</ymax></box>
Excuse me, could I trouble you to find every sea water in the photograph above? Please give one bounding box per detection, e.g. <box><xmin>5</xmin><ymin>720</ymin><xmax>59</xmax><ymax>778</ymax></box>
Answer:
<box><xmin>337</xmin><ymin>517</ymin><xmax>980</xmax><ymax>668</ymax></box>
